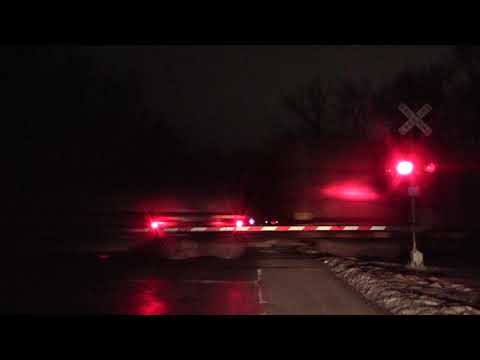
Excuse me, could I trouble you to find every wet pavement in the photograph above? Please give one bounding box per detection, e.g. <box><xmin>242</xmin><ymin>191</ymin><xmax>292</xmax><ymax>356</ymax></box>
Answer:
<box><xmin>0</xmin><ymin>244</ymin><xmax>383</xmax><ymax>315</ymax></box>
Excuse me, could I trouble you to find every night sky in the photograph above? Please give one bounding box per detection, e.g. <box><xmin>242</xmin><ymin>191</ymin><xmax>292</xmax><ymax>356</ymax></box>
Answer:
<box><xmin>83</xmin><ymin>45</ymin><xmax>452</xmax><ymax>151</ymax></box>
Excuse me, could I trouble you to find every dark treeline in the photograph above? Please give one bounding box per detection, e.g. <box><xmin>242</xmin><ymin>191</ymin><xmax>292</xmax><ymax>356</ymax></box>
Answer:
<box><xmin>281</xmin><ymin>46</ymin><xmax>480</xmax><ymax>149</ymax></box>
<box><xmin>269</xmin><ymin>45</ymin><xmax>480</xmax><ymax>225</ymax></box>
<box><xmin>2</xmin><ymin>45</ymin><xmax>480</xmax><ymax>221</ymax></box>
<box><xmin>0</xmin><ymin>46</ymin><xmax>251</xmax><ymax>195</ymax></box>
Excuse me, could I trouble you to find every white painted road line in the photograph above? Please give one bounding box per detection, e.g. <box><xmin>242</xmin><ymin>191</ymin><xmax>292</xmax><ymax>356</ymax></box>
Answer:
<box><xmin>256</xmin><ymin>269</ymin><xmax>268</xmax><ymax>306</ymax></box>
<box><xmin>190</xmin><ymin>227</ymin><xmax>207</xmax><ymax>232</ymax></box>
<box><xmin>257</xmin><ymin>269</ymin><xmax>263</xmax><ymax>282</ymax></box>
<box><xmin>370</xmin><ymin>226</ymin><xmax>387</xmax><ymax>231</ymax></box>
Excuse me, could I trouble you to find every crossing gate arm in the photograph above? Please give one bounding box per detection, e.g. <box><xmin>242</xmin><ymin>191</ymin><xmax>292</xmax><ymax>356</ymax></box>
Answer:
<box><xmin>161</xmin><ymin>225</ymin><xmax>399</xmax><ymax>233</ymax></box>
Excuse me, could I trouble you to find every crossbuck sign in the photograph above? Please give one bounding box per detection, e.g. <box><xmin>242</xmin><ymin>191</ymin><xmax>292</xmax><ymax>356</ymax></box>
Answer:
<box><xmin>398</xmin><ymin>103</ymin><xmax>433</xmax><ymax>136</ymax></box>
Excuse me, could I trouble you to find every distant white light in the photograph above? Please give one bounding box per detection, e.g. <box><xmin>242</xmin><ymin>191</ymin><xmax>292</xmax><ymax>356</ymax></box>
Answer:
<box><xmin>248</xmin><ymin>218</ymin><xmax>255</xmax><ymax>225</ymax></box>
<box><xmin>236</xmin><ymin>220</ymin><xmax>244</xmax><ymax>228</ymax></box>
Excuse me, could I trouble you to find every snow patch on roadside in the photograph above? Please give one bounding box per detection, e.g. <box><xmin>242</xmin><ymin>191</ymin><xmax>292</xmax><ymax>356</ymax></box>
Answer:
<box><xmin>323</xmin><ymin>257</ymin><xmax>480</xmax><ymax>315</ymax></box>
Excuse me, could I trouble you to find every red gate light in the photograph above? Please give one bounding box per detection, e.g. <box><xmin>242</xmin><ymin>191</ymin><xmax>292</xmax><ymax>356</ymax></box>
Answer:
<box><xmin>425</xmin><ymin>162</ymin><xmax>436</xmax><ymax>173</ymax></box>
<box><xmin>150</xmin><ymin>221</ymin><xmax>165</xmax><ymax>230</ymax></box>
<box><xmin>396</xmin><ymin>161</ymin><xmax>414</xmax><ymax>176</ymax></box>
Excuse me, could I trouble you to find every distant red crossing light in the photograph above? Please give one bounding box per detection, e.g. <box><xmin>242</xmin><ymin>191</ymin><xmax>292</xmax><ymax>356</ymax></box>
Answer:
<box><xmin>396</xmin><ymin>161</ymin><xmax>414</xmax><ymax>176</ymax></box>
<box><xmin>425</xmin><ymin>162</ymin><xmax>437</xmax><ymax>173</ymax></box>
<box><xmin>151</xmin><ymin>221</ymin><xmax>165</xmax><ymax>230</ymax></box>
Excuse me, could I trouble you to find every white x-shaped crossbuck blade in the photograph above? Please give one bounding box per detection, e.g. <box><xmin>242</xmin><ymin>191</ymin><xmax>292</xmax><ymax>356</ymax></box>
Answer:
<box><xmin>398</xmin><ymin>103</ymin><xmax>433</xmax><ymax>136</ymax></box>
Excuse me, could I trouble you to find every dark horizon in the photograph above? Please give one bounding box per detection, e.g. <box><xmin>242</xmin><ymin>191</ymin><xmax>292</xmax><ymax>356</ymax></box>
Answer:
<box><xmin>0</xmin><ymin>45</ymin><xmax>453</xmax><ymax>153</ymax></box>
<box><xmin>80</xmin><ymin>45</ymin><xmax>453</xmax><ymax>151</ymax></box>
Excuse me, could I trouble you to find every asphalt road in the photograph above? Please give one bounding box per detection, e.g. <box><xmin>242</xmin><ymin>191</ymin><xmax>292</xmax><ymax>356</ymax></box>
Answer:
<box><xmin>0</xmin><ymin>241</ymin><xmax>384</xmax><ymax>315</ymax></box>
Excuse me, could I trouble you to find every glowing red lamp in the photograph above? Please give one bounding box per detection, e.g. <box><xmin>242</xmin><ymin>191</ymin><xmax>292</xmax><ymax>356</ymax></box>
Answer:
<box><xmin>425</xmin><ymin>162</ymin><xmax>436</xmax><ymax>173</ymax></box>
<box><xmin>396</xmin><ymin>161</ymin><xmax>414</xmax><ymax>176</ymax></box>
<box><xmin>151</xmin><ymin>221</ymin><xmax>165</xmax><ymax>230</ymax></box>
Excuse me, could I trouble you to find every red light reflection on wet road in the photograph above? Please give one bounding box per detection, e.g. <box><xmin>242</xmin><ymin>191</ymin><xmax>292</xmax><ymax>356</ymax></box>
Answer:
<box><xmin>123</xmin><ymin>278</ymin><xmax>261</xmax><ymax>315</ymax></box>
<box><xmin>138</xmin><ymin>292</ymin><xmax>168</xmax><ymax>315</ymax></box>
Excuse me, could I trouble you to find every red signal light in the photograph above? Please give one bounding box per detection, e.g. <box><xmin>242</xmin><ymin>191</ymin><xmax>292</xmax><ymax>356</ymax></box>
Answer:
<box><xmin>396</xmin><ymin>161</ymin><xmax>414</xmax><ymax>176</ymax></box>
<box><xmin>150</xmin><ymin>221</ymin><xmax>165</xmax><ymax>230</ymax></box>
<box><xmin>425</xmin><ymin>162</ymin><xmax>436</xmax><ymax>173</ymax></box>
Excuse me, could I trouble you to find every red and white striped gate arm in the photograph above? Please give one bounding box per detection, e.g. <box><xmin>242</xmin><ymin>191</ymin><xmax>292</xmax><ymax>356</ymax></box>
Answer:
<box><xmin>161</xmin><ymin>225</ymin><xmax>388</xmax><ymax>233</ymax></box>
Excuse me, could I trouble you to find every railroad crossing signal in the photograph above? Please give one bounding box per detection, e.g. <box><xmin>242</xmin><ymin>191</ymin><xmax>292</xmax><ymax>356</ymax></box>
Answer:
<box><xmin>396</xmin><ymin>102</ymin><xmax>432</xmax><ymax>269</ymax></box>
<box><xmin>397</xmin><ymin>103</ymin><xmax>435</xmax><ymax>268</ymax></box>
<box><xmin>398</xmin><ymin>103</ymin><xmax>433</xmax><ymax>136</ymax></box>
